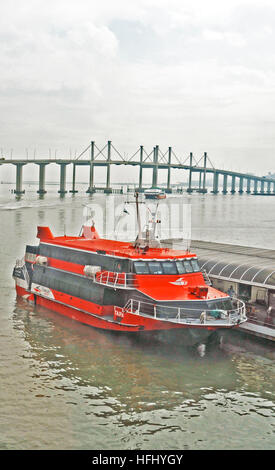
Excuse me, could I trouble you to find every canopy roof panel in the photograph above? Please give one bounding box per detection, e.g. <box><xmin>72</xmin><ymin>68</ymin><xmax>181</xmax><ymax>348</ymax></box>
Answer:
<box><xmin>189</xmin><ymin>240</ymin><xmax>275</xmax><ymax>288</ymax></box>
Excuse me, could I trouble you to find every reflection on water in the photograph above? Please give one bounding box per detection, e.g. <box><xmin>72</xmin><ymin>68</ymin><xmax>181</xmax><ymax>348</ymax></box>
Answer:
<box><xmin>4</xmin><ymin>300</ymin><xmax>274</xmax><ymax>450</ymax></box>
<box><xmin>0</xmin><ymin>187</ymin><xmax>275</xmax><ymax>450</ymax></box>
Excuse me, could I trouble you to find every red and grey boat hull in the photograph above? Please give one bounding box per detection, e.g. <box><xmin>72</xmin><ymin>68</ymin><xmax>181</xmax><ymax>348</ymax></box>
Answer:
<box><xmin>12</xmin><ymin>225</ymin><xmax>246</xmax><ymax>347</ymax></box>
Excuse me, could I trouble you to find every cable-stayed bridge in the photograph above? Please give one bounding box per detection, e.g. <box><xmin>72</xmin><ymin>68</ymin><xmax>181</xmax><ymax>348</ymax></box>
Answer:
<box><xmin>0</xmin><ymin>140</ymin><xmax>274</xmax><ymax>195</ymax></box>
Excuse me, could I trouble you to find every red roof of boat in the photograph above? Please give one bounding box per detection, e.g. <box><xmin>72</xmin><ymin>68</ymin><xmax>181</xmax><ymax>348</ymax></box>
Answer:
<box><xmin>37</xmin><ymin>226</ymin><xmax>195</xmax><ymax>260</ymax></box>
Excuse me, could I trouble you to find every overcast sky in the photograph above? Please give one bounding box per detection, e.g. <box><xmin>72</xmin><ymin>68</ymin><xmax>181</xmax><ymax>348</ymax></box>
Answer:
<box><xmin>0</xmin><ymin>0</ymin><xmax>275</xmax><ymax>182</ymax></box>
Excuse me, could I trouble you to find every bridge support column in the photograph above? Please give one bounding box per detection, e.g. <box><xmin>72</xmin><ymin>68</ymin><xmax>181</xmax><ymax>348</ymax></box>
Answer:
<box><xmin>273</xmin><ymin>182</ymin><xmax>275</xmax><ymax>193</ymax></box>
<box><xmin>267</xmin><ymin>181</ymin><xmax>271</xmax><ymax>194</ymax></box>
<box><xmin>14</xmin><ymin>163</ymin><xmax>25</xmax><ymax>194</ymax></box>
<box><xmin>202</xmin><ymin>152</ymin><xmax>207</xmax><ymax>193</ymax></box>
<box><xmin>211</xmin><ymin>171</ymin><xmax>219</xmax><ymax>194</ymax></box>
<box><xmin>222</xmin><ymin>174</ymin><xmax>228</xmax><ymax>194</ymax></box>
<box><xmin>37</xmin><ymin>163</ymin><xmax>47</xmax><ymax>194</ymax></box>
<box><xmin>165</xmin><ymin>146</ymin><xmax>172</xmax><ymax>193</ymax></box>
<box><xmin>198</xmin><ymin>152</ymin><xmax>207</xmax><ymax>193</ymax></box>
<box><xmin>152</xmin><ymin>145</ymin><xmax>159</xmax><ymax>188</ymax></box>
<box><xmin>246</xmin><ymin>178</ymin><xmax>251</xmax><ymax>193</ymax></box>
<box><xmin>58</xmin><ymin>163</ymin><xmax>68</xmax><ymax>194</ymax></box>
<box><xmin>13</xmin><ymin>163</ymin><xmax>26</xmax><ymax>194</ymax></box>
<box><xmin>104</xmin><ymin>140</ymin><xmax>112</xmax><ymax>193</ymax></box>
<box><xmin>260</xmin><ymin>180</ymin><xmax>265</xmax><ymax>194</ymax></box>
<box><xmin>253</xmin><ymin>180</ymin><xmax>258</xmax><ymax>194</ymax></box>
<box><xmin>138</xmin><ymin>146</ymin><xmax>144</xmax><ymax>192</ymax></box>
<box><xmin>70</xmin><ymin>163</ymin><xmax>78</xmax><ymax>193</ymax></box>
<box><xmin>231</xmin><ymin>175</ymin><xmax>236</xmax><ymax>193</ymax></box>
<box><xmin>87</xmin><ymin>141</ymin><xmax>95</xmax><ymax>193</ymax></box>
<box><xmin>187</xmin><ymin>152</ymin><xmax>193</xmax><ymax>193</ymax></box>
<box><xmin>239</xmin><ymin>176</ymin><xmax>244</xmax><ymax>194</ymax></box>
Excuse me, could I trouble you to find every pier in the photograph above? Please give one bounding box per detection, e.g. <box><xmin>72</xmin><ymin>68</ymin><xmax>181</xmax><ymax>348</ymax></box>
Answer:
<box><xmin>191</xmin><ymin>240</ymin><xmax>275</xmax><ymax>341</ymax></box>
<box><xmin>163</xmin><ymin>237</ymin><xmax>275</xmax><ymax>341</ymax></box>
<box><xmin>0</xmin><ymin>140</ymin><xmax>274</xmax><ymax>195</ymax></box>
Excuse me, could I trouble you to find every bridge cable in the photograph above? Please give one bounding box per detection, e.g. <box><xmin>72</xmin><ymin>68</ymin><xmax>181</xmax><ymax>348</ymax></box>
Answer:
<box><xmin>75</xmin><ymin>144</ymin><xmax>91</xmax><ymax>161</ymax></box>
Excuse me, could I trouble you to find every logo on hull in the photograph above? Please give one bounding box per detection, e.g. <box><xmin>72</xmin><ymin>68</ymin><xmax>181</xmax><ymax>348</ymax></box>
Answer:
<box><xmin>169</xmin><ymin>278</ymin><xmax>188</xmax><ymax>286</ymax></box>
<box><xmin>32</xmin><ymin>283</ymin><xmax>55</xmax><ymax>299</ymax></box>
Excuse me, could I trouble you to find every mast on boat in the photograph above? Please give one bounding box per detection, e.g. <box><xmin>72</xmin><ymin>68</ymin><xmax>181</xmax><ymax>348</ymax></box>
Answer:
<box><xmin>134</xmin><ymin>192</ymin><xmax>160</xmax><ymax>249</ymax></box>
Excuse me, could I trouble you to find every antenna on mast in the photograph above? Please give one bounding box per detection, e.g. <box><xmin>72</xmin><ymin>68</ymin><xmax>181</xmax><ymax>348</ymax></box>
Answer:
<box><xmin>135</xmin><ymin>191</ymin><xmax>142</xmax><ymax>244</ymax></box>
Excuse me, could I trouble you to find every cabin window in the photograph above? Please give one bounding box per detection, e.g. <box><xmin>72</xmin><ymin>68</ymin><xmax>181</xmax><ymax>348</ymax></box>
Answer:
<box><xmin>183</xmin><ymin>261</ymin><xmax>193</xmax><ymax>273</ymax></box>
<box><xmin>148</xmin><ymin>262</ymin><xmax>163</xmax><ymax>275</ymax></box>
<box><xmin>191</xmin><ymin>259</ymin><xmax>200</xmax><ymax>272</ymax></box>
<box><xmin>175</xmin><ymin>261</ymin><xmax>186</xmax><ymax>274</ymax></box>
<box><xmin>221</xmin><ymin>299</ymin><xmax>234</xmax><ymax>310</ymax></box>
<box><xmin>133</xmin><ymin>259</ymin><xmax>200</xmax><ymax>275</ymax></box>
<box><xmin>162</xmin><ymin>261</ymin><xmax>178</xmax><ymax>275</ymax></box>
<box><xmin>114</xmin><ymin>261</ymin><xmax>123</xmax><ymax>272</ymax></box>
<box><xmin>134</xmin><ymin>261</ymin><xmax>150</xmax><ymax>274</ymax></box>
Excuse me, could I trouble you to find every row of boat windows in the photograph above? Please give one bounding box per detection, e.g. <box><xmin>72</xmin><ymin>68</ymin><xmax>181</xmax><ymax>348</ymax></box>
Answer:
<box><xmin>35</xmin><ymin>244</ymin><xmax>201</xmax><ymax>275</ymax></box>
<box><xmin>33</xmin><ymin>266</ymin><xmax>104</xmax><ymax>304</ymax></box>
<box><xmin>133</xmin><ymin>259</ymin><xmax>200</xmax><ymax>275</ymax></box>
<box><xmin>38</xmin><ymin>243</ymin><xmax>130</xmax><ymax>272</ymax></box>
<box><xmin>32</xmin><ymin>265</ymin><xmax>127</xmax><ymax>307</ymax></box>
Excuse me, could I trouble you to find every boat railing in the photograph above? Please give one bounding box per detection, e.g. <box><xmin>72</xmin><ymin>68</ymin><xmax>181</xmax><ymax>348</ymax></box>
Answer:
<box><xmin>246</xmin><ymin>314</ymin><xmax>275</xmax><ymax>329</ymax></box>
<box><xmin>23</xmin><ymin>264</ymin><xmax>30</xmax><ymax>287</ymax></box>
<box><xmin>202</xmin><ymin>269</ymin><xmax>212</xmax><ymax>286</ymax></box>
<box><xmin>94</xmin><ymin>271</ymin><xmax>137</xmax><ymax>289</ymax></box>
<box><xmin>122</xmin><ymin>297</ymin><xmax>246</xmax><ymax>325</ymax></box>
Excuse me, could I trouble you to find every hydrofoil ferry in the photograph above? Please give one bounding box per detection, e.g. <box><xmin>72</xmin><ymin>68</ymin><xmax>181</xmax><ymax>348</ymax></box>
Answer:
<box><xmin>13</xmin><ymin>194</ymin><xmax>246</xmax><ymax>346</ymax></box>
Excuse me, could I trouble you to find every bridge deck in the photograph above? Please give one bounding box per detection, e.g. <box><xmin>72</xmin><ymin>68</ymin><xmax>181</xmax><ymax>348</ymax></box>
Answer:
<box><xmin>1</xmin><ymin>158</ymin><xmax>275</xmax><ymax>182</ymax></box>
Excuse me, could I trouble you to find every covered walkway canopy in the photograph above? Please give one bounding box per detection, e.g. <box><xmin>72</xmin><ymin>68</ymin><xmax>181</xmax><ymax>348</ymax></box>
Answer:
<box><xmin>189</xmin><ymin>240</ymin><xmax>275</xmax><ymax>289</ymax></box>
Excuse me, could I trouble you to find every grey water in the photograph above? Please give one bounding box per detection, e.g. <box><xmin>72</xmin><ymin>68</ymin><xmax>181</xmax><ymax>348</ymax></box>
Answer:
<box><xmin>0</xmin><ymin>183</ymin><xmax>274</xmax><ymax>450</ymax></box>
